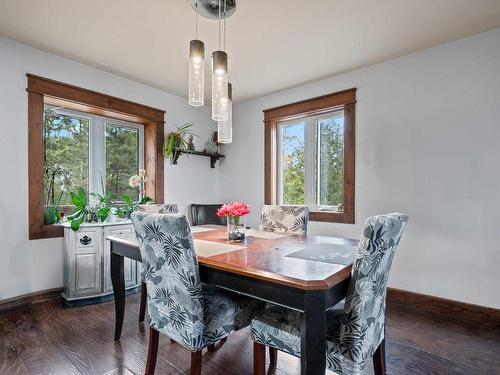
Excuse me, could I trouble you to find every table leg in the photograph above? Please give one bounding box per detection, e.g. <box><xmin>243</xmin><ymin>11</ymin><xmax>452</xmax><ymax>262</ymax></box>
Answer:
<box><xmin>300</xmin><ymin>291</ymin><xmax>326</xmax><ymax>374</ymax></box>
<box><xmin>111</xmin><ymin>248</ymin><xmax>125</xmax><ymax>341</ymax></box>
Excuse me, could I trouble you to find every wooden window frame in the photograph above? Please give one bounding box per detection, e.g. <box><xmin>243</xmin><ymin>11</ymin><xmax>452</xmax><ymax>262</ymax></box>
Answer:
<box><xmin>264</xmin><ymin>88</ymin><xmax>356</xmax><ymax>224</ymax></box>
<box><xmin>27</xmin><ymin>74</ymin><xmax>165</xmax><ymax>240</ymax></box>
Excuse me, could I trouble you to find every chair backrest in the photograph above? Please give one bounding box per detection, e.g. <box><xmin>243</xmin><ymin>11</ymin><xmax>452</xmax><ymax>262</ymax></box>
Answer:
<box><xmin>190</xmin><ymin>204</ymin><xmax>226</xmax><ymax>226</ymax></box>
<box><xmin>339</xmin><ymin>212</ymin><xmax>408</xmax><ymax>364</ymax></box>
<box><xmin>137</xmin><ymin>203</ymin><xmax>179</xmax><ymax>214</ymax></box>
<box><xmin>130</xmin><ymin>212</ymin><xmax>204</xmax><ymax>350</ymax></box>
<box><xmin>258</xmin><ymin>205</ymin><xmax>310</xmax><ymax>235</ymax></box>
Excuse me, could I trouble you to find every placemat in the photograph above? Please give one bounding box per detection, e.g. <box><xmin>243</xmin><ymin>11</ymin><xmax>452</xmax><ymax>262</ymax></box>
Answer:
<box><xmin>191</xmin><ymin>226</ymin><xmax>216</xmax><ymax>233</ymax></box>
<box><xmin>193</xmin><ymin>239</ymin><xmax>245</xmax><ymax>257</ymax></box>
<box><xmin>245</xmin><ymin>229</ymin><xmax>288</xmax><ymax>239</ymax></box>
<box><xmin>285</xmin><ymin>243</ymin><xmax>358</xmax><ymax>265</ymax></box>
<box><xmin>108</xmin><ymin>235</ymin><xmax>243</xmax><ymax>257</ymax></box>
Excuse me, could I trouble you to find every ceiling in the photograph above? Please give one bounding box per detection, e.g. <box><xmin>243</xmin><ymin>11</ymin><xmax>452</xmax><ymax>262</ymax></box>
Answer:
<box><xmin>1</xmin><ymin>0</ymin><xmax>500</xmax><ymax>103</ymax></box>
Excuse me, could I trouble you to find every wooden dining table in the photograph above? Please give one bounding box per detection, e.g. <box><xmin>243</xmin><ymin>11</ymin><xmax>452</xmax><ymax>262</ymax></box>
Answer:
<box><xmin>107</xmin><ymin>225</ymin><xmax>359</xmax><ymax>375</ymax></box>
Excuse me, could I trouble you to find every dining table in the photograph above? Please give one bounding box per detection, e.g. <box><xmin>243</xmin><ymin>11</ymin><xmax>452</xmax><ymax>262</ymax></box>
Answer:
<box><xmin>107</xmin><ymin>225</ymin><xmax>359</xmax><ymax>375</ymax></box>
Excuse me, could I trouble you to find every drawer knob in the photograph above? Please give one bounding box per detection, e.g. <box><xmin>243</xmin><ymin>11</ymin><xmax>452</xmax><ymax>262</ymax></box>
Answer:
<box><xmin>80</xmin><ymin>235</ymin><xmax>92</xmax><ymax>245</ymax></box>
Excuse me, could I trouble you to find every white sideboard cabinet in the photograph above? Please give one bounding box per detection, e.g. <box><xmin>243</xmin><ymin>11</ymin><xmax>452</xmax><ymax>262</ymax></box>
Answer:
<box><xmin>61</xmin><ymin>221</ymin><xmax>140</xmax><ymax>306</ymax></box>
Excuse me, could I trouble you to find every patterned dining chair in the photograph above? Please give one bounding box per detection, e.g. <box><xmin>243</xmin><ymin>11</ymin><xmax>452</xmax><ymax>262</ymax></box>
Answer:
<box><xmin>131</xmin><ymin>212</ymin><xmax>263</xmax><ymax>375</ymax></box>
<box><xmin>258</xmin><ymin>205</ymin><xmax>310</xmax><ymax>235</ymax></box>
<box><xmin>251</xmin><ymin>212</ymin><xmax>409</xmax><ymax>375</ymax></box>
<box><xmin>136</xmin><ymin>203</ymin><xmax>179</xmax><ymax>323</ymax></box>
<box><xmin>137</xmin><ymin>203</ymin><xmax>179</xmax><ymax>214</ymax></box>
<box><xmin>190</xmin><ymin>204</ymin><xmax>227</xmax><ymax>226</ymax></box>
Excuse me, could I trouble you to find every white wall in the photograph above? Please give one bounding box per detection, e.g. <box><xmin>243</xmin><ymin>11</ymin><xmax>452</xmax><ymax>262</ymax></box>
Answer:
<box><xmin>221</xmin><ymin>29</ymin><xmax>500</xmax><ymax>309</ymax></box>
<box><xmin>0</xmin><ymin>38</ymin><xmax>220</xmax><ymax>300</ymax></box>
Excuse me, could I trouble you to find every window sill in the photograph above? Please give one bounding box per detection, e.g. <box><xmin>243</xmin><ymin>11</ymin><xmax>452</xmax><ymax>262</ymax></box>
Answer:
<box><xmin>30</xmin><ymin>224</ymin><xmax>63</xmax><ymax>240</ymax></box>
<box><xmin>309</xmin><ymin>211</ymin><xmax>354</xmax><ymax>224</ymax></box>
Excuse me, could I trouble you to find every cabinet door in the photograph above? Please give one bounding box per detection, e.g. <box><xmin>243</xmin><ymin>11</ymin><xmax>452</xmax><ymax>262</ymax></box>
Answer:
<box><xmin>103</xmin><ymin>224</ymin><xmax>138</xmax><ymax>292</ymax></box>
<box><xmin>70</xmin><ymin>228</ymin><xmax>102</xmax><ymax>296</ymax></box>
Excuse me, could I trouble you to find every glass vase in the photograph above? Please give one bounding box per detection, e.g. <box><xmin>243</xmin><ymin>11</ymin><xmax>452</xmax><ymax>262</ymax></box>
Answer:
<box><xmin>227</xmin><ymin>215</ymin><xmax>246</xmax><ymax>242</ymax></box>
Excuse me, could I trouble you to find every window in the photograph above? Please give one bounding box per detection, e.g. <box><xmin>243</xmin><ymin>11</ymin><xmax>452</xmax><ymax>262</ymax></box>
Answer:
<box><xmin>28</xmin><ymin>74</ymin><xmax>165</xmax><ymax>240</ymax></box>
<box><xmin>316</xmin><ymin>111</ymin><xmax>345</xmax><ymax>209</ymax></box>
<box><xmin>264</xmin><ymin>89</ymin><xmax>355</xmax><ymax>223</ymax></box>
<box><xmin>105</xmin><ymin>123</ymin><xmax>141</xmax><ymax>199</ymax></box>
<box><xmin>43</xmin><ymin>110</ymin><xmax>90</xmax><ymax>206</ymax></box>
<box><xmin>277</xmin><ymin>110</ymin><xmax>345</xmax><ymax>212</ymax></box>
<box><xmin>279</xmin><ymin>121</ymin><xmax>305</xmax><ymax>205</ymax></box>
<box><xmin>43</xmin><ymin>106</ymin><xmax>144</xmax><ymax>207</ymax></box>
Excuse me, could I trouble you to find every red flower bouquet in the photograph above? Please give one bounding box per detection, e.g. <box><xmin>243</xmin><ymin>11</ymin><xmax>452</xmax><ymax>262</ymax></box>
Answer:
<box><xmin>217</xmin><ymin>202</ymin><xmax>250</xmax><ymax>242</ymax></box>
<box><xmin>216</xmin><ymin>202</ymin><xmax>251</xmax><ymax>217</ymax></box>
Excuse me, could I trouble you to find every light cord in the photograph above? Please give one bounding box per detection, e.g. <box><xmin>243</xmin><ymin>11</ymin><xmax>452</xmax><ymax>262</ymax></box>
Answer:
<box><xmin>195</xmin><ymin>2</ymin><xmax>198</xmax><ymax>39</ymax></box>
<box><xmin>223</xmin><ymin>0</ymin><xmax>226</xmax><ymax>51</ymax></box>
<box><xmin>218</xmin><ymin>0</ymin><xmax>222</xmax><ymax>50</ymax></box>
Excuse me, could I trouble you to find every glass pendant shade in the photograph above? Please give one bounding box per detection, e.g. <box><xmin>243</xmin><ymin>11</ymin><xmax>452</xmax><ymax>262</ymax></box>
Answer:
<box><xmin>212</xmin><ymin>50</ymin><xmax>229</xmax><ymax>121</ymax></box>
<box><xmin>217</xmin><ymin>83</ymin><xmax>232</xmax><ymax>143</ymax></box>
<box><xmin>189</xmin><ymin>40</ymin><xmax>205</xmax><ymax>107</ymax></box>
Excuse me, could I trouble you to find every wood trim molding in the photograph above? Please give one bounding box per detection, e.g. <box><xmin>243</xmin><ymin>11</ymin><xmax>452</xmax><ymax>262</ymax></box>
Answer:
<box><xmin>0</xmin><ymin>288</ymin><xmax>63</xmax><ymax>316</ymax></box>
<box><xmin>263</xmin><ymin>89</ymin><xmax>356</xmax><ymax>223</ymax></box>
<box><xmin>387</xmin><ymin>287</ymin><xmax>500</xmax><ymax>328</ymax></box>
<box><xmin>27</xmin><ymin>74</ymin><xmax>165</xmax><ymax>122</ymax></box>
<box><xmin>264</xmin><ymin>88</ymin><xmax>356</xmax><ymax>122</ymax></box>
<box><xmin>27</xmin><ymin>74</ymin><xmax>165</xmax><ymax>240</ymax></box>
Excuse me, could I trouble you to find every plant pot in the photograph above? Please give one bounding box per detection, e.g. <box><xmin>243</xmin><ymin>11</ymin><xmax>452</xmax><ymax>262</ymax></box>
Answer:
<box><xmin>106</xmin><ymin>210</ymin><xmax>118</xmax><ymax>223</ymax></box>
<box><xmin>44</xmin><ymin>207</ymin><xmax>59</xmax><ymax>225</ymax></box>
<box><xmin>227</xmin><ymin>215</ymin><xmax>246</xmax><ymax>242</ymax></box>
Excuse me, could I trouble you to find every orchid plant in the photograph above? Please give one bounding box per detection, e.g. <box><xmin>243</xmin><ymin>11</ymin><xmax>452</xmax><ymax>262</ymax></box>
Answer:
<box><xmin>121</xmin><ymin>169</ymin><xmax>153</xmax><ymax>217</ymax></box>
<box><xmin>44</xmin><ymin>164</ymin><xmax>72</xmax><ymax>224</ymax></box>
<box><xmin>129</xmin><ymin>169</ymin><xmax>147</xmax><ymax>201</ymax></box>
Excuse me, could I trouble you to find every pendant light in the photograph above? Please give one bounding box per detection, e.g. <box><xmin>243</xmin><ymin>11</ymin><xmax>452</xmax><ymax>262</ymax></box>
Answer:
<box><xmin>217</xmin><ymin>82</ymin><xmax>232</xmax><ymax>143</ymax></box>
<box><xmin>211</xmin><ymin>0</ymin><xmax>229</xmax><ymax>121</ymax></box>
<box><xmin>188</xmin><ymin>4</ymin><xmax>204</xmax><ymax>107</ymax></box>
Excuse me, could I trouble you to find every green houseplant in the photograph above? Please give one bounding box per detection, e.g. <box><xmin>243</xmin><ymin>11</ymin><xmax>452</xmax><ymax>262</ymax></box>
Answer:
<box><xmin>121</xmin><ymin>194</ymin><xmax>153</xmax><ymax>218</ymax></box>
<box><xmin>67</xmin><ymin>188</ymin><xmax>90</xmax><ymax>231</ymax></box>
<box><xmin>162</xmin><ymin>123</ymin><xmax>197</xmax><ymax>164</ymax></box>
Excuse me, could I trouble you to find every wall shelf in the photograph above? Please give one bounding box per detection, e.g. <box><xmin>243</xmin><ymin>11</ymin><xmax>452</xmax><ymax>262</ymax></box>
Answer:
<box><xmin>172</xmin><ymin>149</ymin><xmax>225</xmax><ymax>168</ymax></box>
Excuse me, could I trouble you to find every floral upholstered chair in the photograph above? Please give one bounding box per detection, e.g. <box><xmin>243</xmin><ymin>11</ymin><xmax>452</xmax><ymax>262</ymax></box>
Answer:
<box><xmin>251</xmin><ymin>213</ymin><xmax>409</xmax><ymax>375</ymax></box>
<box><xmin>131</xmin><ymin>212</ymin><xmax>263</xmax><ymax>375</ymax></box>
<box><xmin>136</xmin><ymin>203</ymin><xmax>179</xmax><ymax>322</ymax></box>
<box><xmin>137</xmin><ymin>203</ymin><xmax>179</xmax><ymax>214</ymax></box>
<box><xmin>258</xmin><ymin>205</ymin><xmax>310</xmax><ymax>235</ymax></box>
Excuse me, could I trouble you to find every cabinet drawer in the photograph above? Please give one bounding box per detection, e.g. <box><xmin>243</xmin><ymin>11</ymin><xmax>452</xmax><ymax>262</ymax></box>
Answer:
<box><xmin>105</xmin><ymin>224</ymin><xmax>134</xmax><ymax>238</ymax></box>
<box><xmin>73</xmin><ymin>228</ymin><xmax>101</xmax><ymax>251</ymax></box>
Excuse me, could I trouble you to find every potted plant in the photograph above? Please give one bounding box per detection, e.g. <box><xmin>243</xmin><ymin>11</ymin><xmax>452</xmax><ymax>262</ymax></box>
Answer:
<box><xmin>121</xmin><ymin>194</ymin><xmax>153</xmax><ymax>218</ymax></box>
<box><xmin>128</xmin><ymin>169</ymin><xmax>149</xmax><ymax>202</ymax></box>
<box><xmin>162</xmin><ymin>123</ymin><xmax>197</xmax><ymax>164</ymax></box>
<box><xmin>44</xmin><ymin>164</ymin><xmax>71</xmax><ymax>224</ymax></box>
<box><xmin>67</xmin><ymin>188</ymin><xmax>90</xmax><ymax>231</ymax></box>
<box><xmin>124</xmin><ymin>169</ymin><xmax>154</xmax><ymax>217</ymax></box>
<box><xmin>217</xmin><ymin>202</ymin><xmax>251</xmax><ymax>242</ymax></box>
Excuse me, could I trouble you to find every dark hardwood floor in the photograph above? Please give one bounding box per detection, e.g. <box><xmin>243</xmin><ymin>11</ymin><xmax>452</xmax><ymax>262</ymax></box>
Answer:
<box><xmin>1</xmin><ymin>293</ymin><xmax>499</xmax><ymax>375</ymax></box>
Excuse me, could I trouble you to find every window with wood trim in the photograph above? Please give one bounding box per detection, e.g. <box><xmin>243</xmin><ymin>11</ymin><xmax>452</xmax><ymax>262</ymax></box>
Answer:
<box><xmin>264</xmin><ymin>89</ymin><xmax>356</xmax><ymax>223</ymax></box>
<box><xmin>27</xmin><ymin>74</ymin><xmax>165</xmax><ymax>240</ymax></box>
<box><xmin>43</xmin><ymin>105</ymin><xmax>144</xmax><ymax>204</ymax></box>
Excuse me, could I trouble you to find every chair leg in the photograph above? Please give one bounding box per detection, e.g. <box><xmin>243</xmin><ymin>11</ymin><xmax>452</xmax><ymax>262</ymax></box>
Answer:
<box><xmin>145</xmin><ymin>327</ymin><xmax>159</xmax><ymax>375</ymax></box>
<box><xmin>190</xmin><ymin>350</ymin><xmax>202</xmax><ymax>375</ymax></box>
<box><xmin>373</xmin><ymin>338</ymin><xmax>386</xmax><ymax>375</ymax></box>
<box><xmin>253</xmin><ymin>342</ymin><xmax>266</xmax><ymax>375</ymax></box>
<box><xmin>269</xmin><ymin>347</ymin><xmax>278</xmax><ymax>367</ymax></box>
<box><xmin>139</xmin><ymin>282</ymin><xmax>147</xmax><ymax>323</ymax></box>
